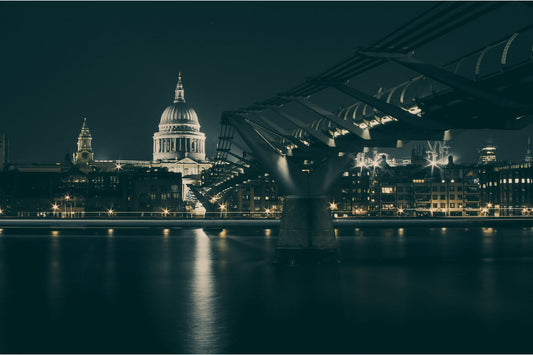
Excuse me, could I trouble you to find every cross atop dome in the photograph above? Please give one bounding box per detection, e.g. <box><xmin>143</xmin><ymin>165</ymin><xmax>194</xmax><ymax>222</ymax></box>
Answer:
<box><xmin>174</xmin><ymin>72</ymin><xmax>185</xmax><ymax>103</ymax></box>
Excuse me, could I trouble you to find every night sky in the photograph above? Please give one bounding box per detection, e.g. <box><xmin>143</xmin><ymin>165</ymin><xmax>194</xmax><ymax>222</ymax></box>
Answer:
<box><xmin>1</xmin><ymin>1</ymin><xmax>533</xmax><ymax>165</ymax></box>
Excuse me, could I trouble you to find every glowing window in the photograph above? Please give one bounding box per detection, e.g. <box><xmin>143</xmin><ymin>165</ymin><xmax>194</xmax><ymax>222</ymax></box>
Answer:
<box><xmin>381</xmin><ymin>187</ymin><xmax>394</xmax><ymax>194</ymax></box>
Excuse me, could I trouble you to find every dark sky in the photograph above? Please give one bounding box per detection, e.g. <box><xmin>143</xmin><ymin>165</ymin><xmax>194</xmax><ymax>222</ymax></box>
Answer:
<box><xmin>1</xmin><ymin>1</ymin><xmax>533</xmax><ymax>165</ymax></box>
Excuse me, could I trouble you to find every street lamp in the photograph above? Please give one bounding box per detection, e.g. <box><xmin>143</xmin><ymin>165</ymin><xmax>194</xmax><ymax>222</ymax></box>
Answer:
<box><xmin>162</xmin><ymin>208</ymin><xmax>170</xmax><ymax>217</ymax></box>
<box><xmin>0</xmin><ymin>208</ymin><xmax>3</xmax><ymax>215</ymax></box>
<box><xmin>329</xmin><ymin>202</ymin><xmax>337</xmax><ymax>210</ymax></box>
<box><xmin>107</xmin><ymin>208</ymin><xmax>114</xmax><ymax>216</ymax></box>
<box><xmin>398</xmin><ymin>208</ymin><xmax>404</xmax><ymax>215</ymax></box>
<box><xmin>218</xmin><ymin>203</ymin><xmax>227</xmax><ymax>218</ymax></box>
<box><xmin>64</xmin><ymin>195</ymin><xmax>72</xmax><ymax>217</ymax></box>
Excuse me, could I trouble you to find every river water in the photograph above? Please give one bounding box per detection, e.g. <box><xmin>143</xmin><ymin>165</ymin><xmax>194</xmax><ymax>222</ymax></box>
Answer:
<box><xmin>0</xmin><ymin>226</ymin><xmax>533</xmax><ymax>353</ymax></box>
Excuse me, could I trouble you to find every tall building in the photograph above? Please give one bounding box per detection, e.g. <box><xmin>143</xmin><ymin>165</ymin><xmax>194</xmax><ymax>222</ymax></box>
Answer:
<box><xmin>525</xmin><ymin>137</ymin><xmax>533</xmax><ymax>163</ymax></box>
<box><xmin>478</xmin><ymin>143</ymin><xmax>497</xmax><ymax>165</ymax></box>
<box><xmin>153</xmin><ymin>73</ymin><xmax>206</xmax><ymax>162</ymax></box>
<box><xmin>74</xmin><ymin>118</ymin><xmax>94</xmax><ymax>165</ymax></box>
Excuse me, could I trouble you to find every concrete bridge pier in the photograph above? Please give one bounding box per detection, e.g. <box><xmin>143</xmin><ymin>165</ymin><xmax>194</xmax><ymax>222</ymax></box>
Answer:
<box><xmin>224</xmin><ymin>112</ymin><xmax>354</xmax><ymax>263</ymax></box>
<box><xmin>276</xmin><ymin>195</ymin><xmax>338</xmax><ymax>264</ymax></box>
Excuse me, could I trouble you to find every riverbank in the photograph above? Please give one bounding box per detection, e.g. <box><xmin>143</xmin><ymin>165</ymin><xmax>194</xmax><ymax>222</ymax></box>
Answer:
<box><xmin>2</xmin><ymin>217</ymin><xmax>533</xmax><ymax>228</ymax></box>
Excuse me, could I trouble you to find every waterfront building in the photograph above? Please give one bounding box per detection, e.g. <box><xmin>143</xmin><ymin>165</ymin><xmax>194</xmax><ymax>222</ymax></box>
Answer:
<box><xmin>223</xmin><ymin>174</ymin><xmax>282</xmax><ymax>217</ymax></box>
<box><xmin>0</xmin><ymin>164</ymin><xmax>183</xmax><ymax>215</ymax></box>
<box><xmin>525</xmin><ymin>137</ymin><xmax>533</xmax><ymax>163</ymax></box>
<box><xmin>478</xmin><ymin>143</ymin><xmax>497</xmax><ymax>165</ymax></box>
<box><xmin>478</xmin><ymin>162</ymin><xmax>533</xmax><ymax>216</ymax></box>
<box><xmin>329</xmin><ymin>155</ymin><xmax>480</xmax><ymax>217</ymax></box>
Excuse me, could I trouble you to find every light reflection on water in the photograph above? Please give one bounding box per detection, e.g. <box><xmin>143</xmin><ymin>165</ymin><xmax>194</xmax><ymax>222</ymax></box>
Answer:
<box><xmin>0</xmin><ymin>226</ymin><xmax>532</xmax><ymax>353</ymax></box>
<box><xmin>187</xmin><ymin>229</ymin><xmax>225</xmax><ymax>353</ymax></box>
<box><xmin>47</xmin><ymin>233</ymin><xmax>63</xmax><ymax>313</ymax></box>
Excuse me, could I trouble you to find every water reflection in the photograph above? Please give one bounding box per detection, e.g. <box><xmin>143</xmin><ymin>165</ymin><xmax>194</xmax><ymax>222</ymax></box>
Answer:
<box><xmin>186</xmin><ymin>229</ymin><xmax>222</xmax><ymax>353</ymax></box>
<box><xmin>104</xmin><ymin>231</ymin><xmax>117</xmax><ymax>300</ymax></box>
<box><xmin>1</xmin><ymin>226</ymin><xmax>533</xmax><ymax>353</ymax></box>
<box><xmin>47</xmin><ymin>233</ymin><xmax>63</xmax><ymax>312</ymax></box>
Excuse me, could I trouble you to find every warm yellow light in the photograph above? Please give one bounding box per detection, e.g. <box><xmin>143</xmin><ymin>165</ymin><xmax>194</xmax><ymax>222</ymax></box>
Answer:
<box><xmin>219</xmin><ymin>204</ymin><xmax>226</xmax><ymax>211</ymax></box>
<box><xmin>51</xmin><ymin>230</ymin><xmax>59</xmax><ymax>237</ymax></box>
<box><xmin>398</xmin><ymin>208</ymin><xmax>404</xmax><ymax>214</ymax></box>
<box><xmin>107</xmin><ymin>229</ymin><xmax>114</xmax><ymax>235</ymax></box>
<box><xmin>64</xmin><ymin>195</ymin><xmax>71</xmax><ymax>200</ymax></box>
<box><xmin>162</xmin><ymin>209</ymin><xmax>170</xmax><ymax>215</ymax></box>
<box><xmin>115</xmin><ymin>164</ymin><xmax>122</xmax><ymax>170</ymax></box>
<box><xmin>265</xmin><ymin>208</ymin><xmax>271</xmax><ymax>214</ymax></box>
<box><xmin>107</xmin><ymin>208</ymin><xmax>114</xmax><ymax>215</ymax></box>
<box><xmin>0</xmin><ymin>208</ymin><xmax>3</xmax><ymax>215</ymax></box>
<box><xmin>329</xmin><ymin>202</ymin><xmax>337</xmax><ymax>210</ymax></box>
<box><xmin>163</xmin><ymin>228</ymin><xmax>170</xmax><ymax>237</ymax></box>
<box><xmin>487</xmin><ymin>203</ymin><xmax>493</xmax><ymax>208</ymax></box>
<box><xmin>52</xmin><ymin>204</ymin><xmax>59</xmax><ymax>210</ymax></box>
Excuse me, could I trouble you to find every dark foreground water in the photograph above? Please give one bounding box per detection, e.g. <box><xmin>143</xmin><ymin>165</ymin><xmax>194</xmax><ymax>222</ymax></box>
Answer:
<box><xmin>1</xmin><ymin>226</ymin><xmax>533</xmax><ymax>353</ymax></box>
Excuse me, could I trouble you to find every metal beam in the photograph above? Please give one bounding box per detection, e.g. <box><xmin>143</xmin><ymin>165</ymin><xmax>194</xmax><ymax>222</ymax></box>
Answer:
<box><xmin>360</xmin><ymin>51</ymin><xmax>532</xmax><ymax>113</ymax></box>
<box><xmin>270</xmin><ymin>108</ymin><xmax>336</xmax><ymax>147</ymax></box>
<box><xmin>308</xmin><ymin>78</ymin><xmax>447</xmax><ymax>130</ymax></box>
<box><xmin>252</xmin><ymin>113</ymin><xmax>309</xmax><ymax>146</ymax></box>
<box><xmin>246</xmin><ymin>115</ymin><xmax>308</xmax><ymax>148</ymax></box>
<box><xmin>293</xmin><ymin>98</ymin><xmax>371</xmax><ymax>140</ymax></box>
<box><xmin>222</xmin><ymin>112</ymin><xmax>301</xmax><ymax>193</ymax></box>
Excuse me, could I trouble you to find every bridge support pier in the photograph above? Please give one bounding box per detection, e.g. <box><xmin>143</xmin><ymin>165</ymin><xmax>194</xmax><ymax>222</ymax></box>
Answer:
<box><xmin>225</xmin><ymin>113</ymin><xmax>354</xmax><ymax>263</ymax></box>
<box><xmin>276</xmin><ymin>195</ymin><xmax>338</xmax><ymax>264</ymax></box>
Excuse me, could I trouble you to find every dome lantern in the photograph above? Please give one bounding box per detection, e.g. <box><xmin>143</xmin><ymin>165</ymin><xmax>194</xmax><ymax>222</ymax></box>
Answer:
<box><xmin>174</xmin><ymin>72</ymin><xmax>185</xmax><ymax>103</ymax></box>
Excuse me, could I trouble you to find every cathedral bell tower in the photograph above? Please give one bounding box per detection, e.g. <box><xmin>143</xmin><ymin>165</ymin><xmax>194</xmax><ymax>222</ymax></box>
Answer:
<box><xmin>74</xmin><ymin>117</ymin><xmax>94</xmax><ymax>164</ymax></box>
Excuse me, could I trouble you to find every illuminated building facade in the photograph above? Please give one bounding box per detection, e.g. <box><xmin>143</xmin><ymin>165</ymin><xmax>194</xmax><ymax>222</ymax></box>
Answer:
<box><xmin>478</xmin><ymin>143</ymin><xmax>497</xmax><ymax>165</ymax></box>
<box><xmin>336</xmin><ymin>156</ymin><xmax>480</xmax><ymax>217</ymax></box>
<box><xmin>0</xmin><ymin>165</ymin><xmax>183</xmax><ymax>215</ymax></box>
<box><xmin>478</xmin><ymin>162</ymin><xmax>533</xmax><ymax>216</ymax></box>
<box><xmin>223</xmin><ymin>174</ymin><xmax>282</xmax><ymax>217</ymax></box>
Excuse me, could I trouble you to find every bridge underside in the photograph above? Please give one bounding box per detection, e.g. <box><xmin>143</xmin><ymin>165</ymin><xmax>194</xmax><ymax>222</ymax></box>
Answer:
<box><xmin>202</xmin><ymin>4</ymin><xmax>533</xmax><ymax>262</ymax></box>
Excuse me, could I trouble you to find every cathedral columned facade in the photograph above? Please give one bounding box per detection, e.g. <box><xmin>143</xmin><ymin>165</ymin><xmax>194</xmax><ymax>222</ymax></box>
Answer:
<box><xmin>153</xmin><ymin>74</ymin><xmax>206</xmax><ymax>162</ymax></box>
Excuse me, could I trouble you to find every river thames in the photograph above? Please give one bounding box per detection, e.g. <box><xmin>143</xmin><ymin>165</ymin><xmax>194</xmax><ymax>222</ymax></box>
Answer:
<box><xmin>0</xmin><ymin>226</ymin><xmax>533</xmax><ymax>353</ymax></box>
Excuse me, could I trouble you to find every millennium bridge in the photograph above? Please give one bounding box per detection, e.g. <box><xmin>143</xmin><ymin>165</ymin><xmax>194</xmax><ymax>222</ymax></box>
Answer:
<box><xmin>193</xmin><ymin>2</ymin><xmax>533</xmax><ymax>260</ymax></box>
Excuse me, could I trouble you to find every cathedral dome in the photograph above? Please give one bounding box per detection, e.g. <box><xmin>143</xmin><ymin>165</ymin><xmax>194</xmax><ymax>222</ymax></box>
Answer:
<box><xmin>160</xmin><ymin>102</ymin><xmax>199</xmax><ymax>126</ymax></box>
<box><xmin>153</xmin><ymin>73</ymin><xmax>206</xmax><ymax>162</ymax></box>
<box><xmin>158</xmin><ymin>74</ymin><xmax>200</xmax><ymax>131</ymax></box>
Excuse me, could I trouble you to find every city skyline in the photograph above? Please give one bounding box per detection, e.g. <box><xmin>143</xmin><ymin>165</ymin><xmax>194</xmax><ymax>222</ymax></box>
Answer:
<box><xmin>2</xmin><ymin>2</ymin><xmax>533</xmax><ymax>164</ymax></box>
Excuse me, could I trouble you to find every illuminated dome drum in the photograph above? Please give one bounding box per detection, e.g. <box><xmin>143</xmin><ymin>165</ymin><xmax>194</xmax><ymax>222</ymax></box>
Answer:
<box><xmin>153</xmin><ymin>74</ymin><xmax>206</xmax><ymax>162</ymax></box>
